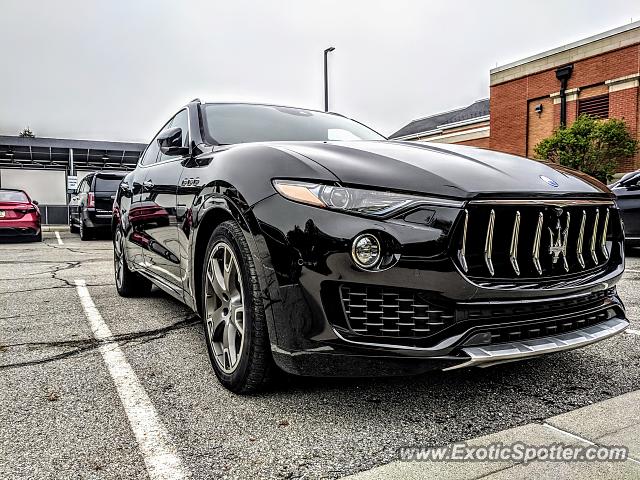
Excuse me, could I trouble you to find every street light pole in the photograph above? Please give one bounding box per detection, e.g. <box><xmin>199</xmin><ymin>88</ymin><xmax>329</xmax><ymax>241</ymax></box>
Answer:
<box><xmin>324</xmin><ymin>47</ymin><xmax>335</xmax><ymax>112</ymax></box>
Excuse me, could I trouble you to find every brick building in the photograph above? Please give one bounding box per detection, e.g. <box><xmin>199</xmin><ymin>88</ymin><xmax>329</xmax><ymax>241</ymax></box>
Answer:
<box><xmin>490</xmin><ymin>20</ymin><xmax>640</xmax><ymax>172</ymax></box>
<box><xmin>391</xmin><ymin>21</ymin><xmax>640</xmax><ymax>173</ymax></box>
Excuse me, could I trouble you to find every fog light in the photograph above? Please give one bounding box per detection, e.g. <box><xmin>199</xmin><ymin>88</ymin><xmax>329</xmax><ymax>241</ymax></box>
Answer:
<box><xmin>351</xmin><ymin>233</ymin><xmax>381</xmax><ymax>269</ymax></box>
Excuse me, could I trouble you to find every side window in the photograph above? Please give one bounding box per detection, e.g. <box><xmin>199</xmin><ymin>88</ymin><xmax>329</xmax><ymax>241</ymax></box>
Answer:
<box><xmin>140</xmin><ymin>137</ymin><xmax>161</xmax><ymax>166</ymax></box>
<box><xmin>626</xmin><ymin>175</ymin><xmax>640</xmax><ymax>188</ymax></box>
<box><xmin>172</xmin><ymin>109</ymin><xmax>190</xmax><ymax>148</ymax></box>
<box><xmin>157</xmin><ymin>109</ymin><xmax>189</xmax><ymax>163</ymax></box>
<box><xmin>140</xmin><ymin>117</ymin><xmax>173</xmax><ymax>166</ymax></box>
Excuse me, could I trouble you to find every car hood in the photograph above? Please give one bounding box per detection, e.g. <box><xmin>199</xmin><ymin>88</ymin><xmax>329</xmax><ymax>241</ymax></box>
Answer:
<box><xmin>276</xmin><ymin>140</ymin><xmax>611</xmax><ymax>200</ymax></box>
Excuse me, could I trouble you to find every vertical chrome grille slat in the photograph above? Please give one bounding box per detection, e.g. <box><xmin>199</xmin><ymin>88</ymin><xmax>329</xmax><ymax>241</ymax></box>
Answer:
<box><xmin>532</xmin><ymin>212</ymin><xmax>544</xmax><ymax>275</ymax></box>
<box><xmin>577</xmin><ymin>210</ymin><xmax>586</xmax><ymax>269</ymax></box>
<box><xmin>601</xmin><ymin>208</ymin><xmax>610</xmax><ymax>259</ymax></box>
<box><xmin>509</xmin><ymin>211</ymin><xmax>521</xmax><ymax>276</ymax></box>
<box><xmin>590</xmin><ymin>209</ymin><xmax>600</xmax><ymax>264</ymax></box>
<box><xmin>458</xmin><ymin>209</ymin><xmax>469</xmax><ymax>273</ymax></box>
<box><xmin>561</xmin><ymin>212</ymin><xmax>570</xmax><ymax>272</ymax></box>
<box><xmin>484</xmin><ymin>209</ymin><xmax>495</xmax><ymax>276</ymax></box>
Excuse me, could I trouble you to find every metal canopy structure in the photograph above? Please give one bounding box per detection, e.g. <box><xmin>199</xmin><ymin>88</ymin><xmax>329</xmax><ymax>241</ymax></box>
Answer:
<box><xmin>0</xmin><ymin>135</ymin><xmax>146</xmax><ymax>171</ymax></box>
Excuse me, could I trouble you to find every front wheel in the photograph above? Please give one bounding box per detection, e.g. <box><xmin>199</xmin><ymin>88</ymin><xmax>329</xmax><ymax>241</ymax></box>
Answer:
<box><xmin>113</xmin><ymin>227</ymin><xmax>152</xmax><ymax>297</ymax></box>
<box><xmin>202</xmin><ymin>221</ymin><xmax>273</xmax><ymax>393</ymax></box>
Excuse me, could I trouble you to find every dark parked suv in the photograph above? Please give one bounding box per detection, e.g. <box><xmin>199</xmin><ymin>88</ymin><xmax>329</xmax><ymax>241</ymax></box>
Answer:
<box><xmin>70</xmin><ymin>171</ymin><xmax>126</xmax><ymax>240</ymax></box>
<box><xmin>610</xmin><ymin>170</ymin><xmax>640</xmax><ymax>248</ymax></box>
<box><xmin>113</xmin><ymin>99</ymin><xmax>628</xmax><ymax>393</ymax></box>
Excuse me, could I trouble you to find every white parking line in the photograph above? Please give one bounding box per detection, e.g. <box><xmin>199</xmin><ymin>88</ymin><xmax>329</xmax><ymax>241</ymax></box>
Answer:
<box><xmin>55</xmin><ymin>231</ymin><xmax>63</xmax><ymax>245</ymax></box>
<box><xmin>75</xmin><ymin>279</ymin><xmax>187</xmax><ymax>480</ymax></box>
<box><xmin>627</xmin><ymin>329</ymin><xmax>640</xmax><ymax>336</ymax></box>
<box><xmin>626</xmin><ymin>269</ymin><xmax>640</xmax><ymax>274</ymax></box>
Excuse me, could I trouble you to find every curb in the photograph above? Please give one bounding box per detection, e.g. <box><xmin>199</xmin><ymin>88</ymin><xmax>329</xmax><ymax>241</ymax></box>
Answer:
<box><xmin>343</xmin><ymin>389</ymin><xmax>640</xmax><ymax>479</ymax></box>
<box><xmin>42</xmin><ymin>225</ymin><xmax>69</xmax><ymax>232</ymax></box>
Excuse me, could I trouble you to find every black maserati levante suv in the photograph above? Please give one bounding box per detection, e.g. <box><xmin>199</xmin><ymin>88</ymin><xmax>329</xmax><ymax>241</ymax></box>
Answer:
<box><xmin>112</xmin><ymin>99</ymin><xmax>628</xmax><ymax>393</ymax></box>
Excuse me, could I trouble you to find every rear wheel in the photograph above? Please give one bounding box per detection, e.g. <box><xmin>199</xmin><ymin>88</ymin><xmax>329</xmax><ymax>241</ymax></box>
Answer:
<box><xmin>202</xmin><ymin>220</ymin><xmax>273</xmax><ymax>393</ymax></box>
<box><xmin>113</xmin><ymin>227</ymin><xmax>152</xmax><ymax>297</ymax></box>
<box><xmin>79</xmin><ymin>217</ymin><xmax>92</xmax><ymax>241</ymax></box>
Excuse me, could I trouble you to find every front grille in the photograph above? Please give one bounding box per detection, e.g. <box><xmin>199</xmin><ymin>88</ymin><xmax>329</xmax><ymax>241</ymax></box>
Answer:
<box><xmin>455</xmin><ymin>201</ymin><xmax>620</xmax><ymax>280</ymax></box>
<box><xmin>340</xmin><ymin>285</ymin><xmax>455</xmax><ymax>338</ymax></box>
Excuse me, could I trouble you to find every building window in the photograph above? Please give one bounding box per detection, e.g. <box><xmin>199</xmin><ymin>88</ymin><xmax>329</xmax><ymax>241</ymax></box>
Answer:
<box><xmin>578</xmin><ymin>94</ymin><xmax>609</xmax><ymax>119</ymax></box>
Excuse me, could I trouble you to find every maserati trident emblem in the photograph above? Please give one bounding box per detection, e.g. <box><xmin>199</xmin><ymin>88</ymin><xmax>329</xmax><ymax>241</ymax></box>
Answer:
<box><xmin>540</xmin><ymin>175</ymin><xmax>559</xmax><ymax>187</ymax></box>
<box><xmin>548</xmin><ymin>213</ymin><xmax>571</xmax><ymax>271</ymax></box>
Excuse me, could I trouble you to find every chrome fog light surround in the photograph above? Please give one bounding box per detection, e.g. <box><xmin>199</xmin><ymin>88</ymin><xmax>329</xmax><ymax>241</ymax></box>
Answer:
<box><xmin>351</xmin><ymin>233</ymin><xmax>382</xmax><ymax>269</ymax></box>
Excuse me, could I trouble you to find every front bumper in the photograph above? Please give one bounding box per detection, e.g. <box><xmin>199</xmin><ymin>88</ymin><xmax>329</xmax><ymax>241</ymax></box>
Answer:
<box><xmin>444</xmin><ymin>316</ymin><xmax>628</xmax><ymax>370</ymax></box>
<box><xmin>250</xmin><ymin>194</ymin><xmax>627</xmax><ymax>376</ymax></box>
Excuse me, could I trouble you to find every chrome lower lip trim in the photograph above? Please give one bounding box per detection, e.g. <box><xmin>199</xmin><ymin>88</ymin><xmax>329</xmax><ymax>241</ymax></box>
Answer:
<box><xmin>469</xmin><ymin>199</ymin><xmax>615</xmax><ymax>206</ymax></box>
<box><xmin>443</xmin><ymin>316</ymin><xmax>628</xmax><ymax>371</ymax></box>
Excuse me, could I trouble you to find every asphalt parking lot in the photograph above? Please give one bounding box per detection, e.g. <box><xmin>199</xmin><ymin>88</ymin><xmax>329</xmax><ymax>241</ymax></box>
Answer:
<box><xmin>1</xmin><ymin>231</ymin><xmax>639</xmax><ymax>479</ymax></box>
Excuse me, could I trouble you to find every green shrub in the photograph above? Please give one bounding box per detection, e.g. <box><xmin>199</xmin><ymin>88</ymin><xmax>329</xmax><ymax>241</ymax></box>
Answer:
<box><xmin>534</xmin><ymin>115</ymin><xmax>638</xmax><ymax>183</ymax></box>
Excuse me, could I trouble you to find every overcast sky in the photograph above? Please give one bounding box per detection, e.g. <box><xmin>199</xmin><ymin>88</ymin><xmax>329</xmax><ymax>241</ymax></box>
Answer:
<box><xmin>0</xmin><ymin>0</ymin><xmax>638</xmax><ymax>143</ymax></box>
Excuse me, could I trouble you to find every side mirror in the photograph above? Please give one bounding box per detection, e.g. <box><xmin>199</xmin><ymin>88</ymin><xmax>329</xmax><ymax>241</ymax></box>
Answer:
<box><xmin>157</xmin><ymin>127</ymin><xmax>189</xmax><ymax>156</ymax></box>
<box><xmin>32</xmin><ymin>200</ymin><xmax>39</xmax><ymax>206</ymax></box>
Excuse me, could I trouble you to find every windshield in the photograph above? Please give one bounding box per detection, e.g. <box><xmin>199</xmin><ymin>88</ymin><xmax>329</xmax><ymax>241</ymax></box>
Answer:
<box><xmin>0</xmin><ymin>190</ymin><xmax>29</xmax><ymax>202</ymax></box>
<box><xmin>94</xmin><ymin>175</ymin><xmax>124</xmax><ymax>192</ymax></box>
<box><xmin>203</xmin><ymin>104</ymin><xmax>385</xmax><ymax>144</ymax></box>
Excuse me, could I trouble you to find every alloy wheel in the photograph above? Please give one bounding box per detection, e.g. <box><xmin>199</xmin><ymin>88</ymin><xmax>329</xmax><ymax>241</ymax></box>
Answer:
<box><xmin>205</xmin><ymin>242</ymin><xmax>245</xmax><ymax>374</ymax></box>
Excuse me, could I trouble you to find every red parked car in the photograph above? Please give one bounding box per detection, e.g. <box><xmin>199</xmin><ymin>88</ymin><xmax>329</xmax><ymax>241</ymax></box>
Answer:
<box><xmin>0</xmin><ymin>189</ymin><xmax>42</xmax><ymax>242</ymax></box>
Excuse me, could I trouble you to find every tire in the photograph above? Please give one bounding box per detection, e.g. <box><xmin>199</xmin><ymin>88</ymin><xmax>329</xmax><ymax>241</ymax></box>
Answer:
<box><xmin>113</xmin><ymin>227</ymin><xmax>152</xmax><ymax>297</ymax></box>
<box><xmin>79</xmin><ymin>217</ymin><xmax>92</xmax><ymax>241</ymax></box>
<box><xmin>201</xmin><ymin>220</ymin><xmax>273</xmax><ymax>393</ymax></box>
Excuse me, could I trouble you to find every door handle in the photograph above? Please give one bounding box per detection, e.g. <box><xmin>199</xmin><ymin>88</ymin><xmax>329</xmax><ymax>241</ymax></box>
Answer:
<box><xmin>143</xmin><ymin>180</ymin><xmax>155</xmax><ymax>190</ymax></box>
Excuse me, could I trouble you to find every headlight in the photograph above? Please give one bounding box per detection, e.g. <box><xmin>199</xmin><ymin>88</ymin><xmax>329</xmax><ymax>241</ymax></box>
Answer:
<box><xmin>272</xmin><ymin>180</ymin><xmax>461</xmax><ymax>217</ymax></box>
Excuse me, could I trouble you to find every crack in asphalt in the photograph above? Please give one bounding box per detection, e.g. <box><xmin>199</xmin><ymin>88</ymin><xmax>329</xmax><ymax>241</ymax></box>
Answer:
<box><xmin>0</xmin><ymin>315</ymin><xmax>200</xmax><ymax>369</ymax></box>
<box><xmin>0</xmin><ymin>283</ymin><xmax>114</xmax><ymax>295</ymax></box>
<box><xmin>0</xmin><ymin>260</ymin><xmax>114</xmax><ymax>294</ymax></box>
<box><xmin>0</xmin><ymin>258</ymin><xmax>106</xmax><ymax>265</ymax></box>
<box><xmin>42</xmin><ymin>242</ymin><xmax>109</xmax><ymax>255</ymax></box>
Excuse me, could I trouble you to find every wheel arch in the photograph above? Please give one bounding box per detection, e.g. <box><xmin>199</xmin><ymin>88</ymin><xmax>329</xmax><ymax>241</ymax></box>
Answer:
<box><xmin>189</xmin><ymin>195</ymin><xmax>271</xmax><ymax>305</ymax></box>
<box><xmin>191</xmin><ymin>205</ymin><xmax>235</xmax><ymax>317</ymax></box>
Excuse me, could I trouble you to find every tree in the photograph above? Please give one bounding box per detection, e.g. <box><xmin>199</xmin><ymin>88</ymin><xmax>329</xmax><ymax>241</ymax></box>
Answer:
<box><xmin>18</xmin><ymin>127</ymin><xmax>35</xmax><ymax>138</ymax></box>
<box><xmin>534</xmin><ymin>115</ymin><xmax>638</xmax><ymax>183</ymax></box>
